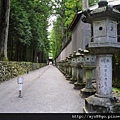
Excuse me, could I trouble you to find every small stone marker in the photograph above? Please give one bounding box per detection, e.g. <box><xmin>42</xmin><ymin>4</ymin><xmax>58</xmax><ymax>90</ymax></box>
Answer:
<box><xmin>17</xmin><ymin>76</ymin><xmax>23</xmax><ymax>98</ymax></box>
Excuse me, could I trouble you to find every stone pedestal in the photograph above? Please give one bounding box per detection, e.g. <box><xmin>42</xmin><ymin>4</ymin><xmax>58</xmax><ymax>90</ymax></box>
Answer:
<box><xmin>58</xmin><ymin>61</ymin><xmax>62</xmax><ymax>72</ymax></box>
<box><xmin>69</xmin><ymin>64</ymin><xmax>77</xmax><ymax>84</ymax></box>
<box><xmin>74</xmin><ymin>64</ymin><xmax>85</xmax><ymax>90</ymax></box>
<box><xmin>60</xmin><ymin>60</ymin><xmax>65</xmax><ymax>75</ymax></box>
<box><xmin>65</xmin><ymin>63</ymin><xmax>71</xmax><ymax>80</ymax></box>
<box><xmin>74</xmin><ymin>49</ymin><xmax>85</xmax><ymax>89</ymax></box>
<box><xmin>80</xmin><ymin>66</ymin><xmax>96</xmax><ymax>98</ymax></box>
<box><xmin>62</xmin><ymin>60</ymin><xmax>66</xmax><ymax>75</ymax></box>
<box><xmin>96</xmin><ymin>55</ymin><xmax>112</xmax><ymax>98</ymax></box>
<box><xmin>69</xmin><ymin>51</ymin><xmax>77</xmax><ymax>84</ymax></box>
<box><xmin>66</xmin><ymin>63</ymin><xmax>72</xmax><ymax>80</ymax></box>
<box><xmin>83</xmin><ymin>55</ymin><xmax>118</xmax><ymax>113</ymax></box>
<box><xmin>83</xmin><ymin>95</ymin><xmax>116</xmax><ymax>113</ymax></box>
<box><xmin>65</xmin><ymin>57</ymin><xmax>69</xmax><ymax>78</ymax></box>
<box><xmin>79</xmin><ymin>50</ymin><xmax>96</xmax><ymax>98</ymax></box>
<box><xmin>66</xmin><ymin>54</ymin><xmax>72</xmax><ymax>80</ymax></box>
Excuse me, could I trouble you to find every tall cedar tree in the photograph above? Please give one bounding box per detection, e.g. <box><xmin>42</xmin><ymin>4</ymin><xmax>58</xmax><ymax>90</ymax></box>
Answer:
<box><xmin>0</xmin><ymin>0</ymin><xmax>10</xmax><ymax>60</ymax></box>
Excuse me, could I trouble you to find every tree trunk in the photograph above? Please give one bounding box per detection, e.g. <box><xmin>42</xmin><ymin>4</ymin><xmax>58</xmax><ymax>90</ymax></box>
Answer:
<box><xmin>32</xmin><ymin>49</ymin><xmax>37</xmax><ymax>63</ymax></box>
<box><xmin>15</xmin><ymin>41</ymin><xmax>19</xmax><ymax>61</ymax></box>
<box><xmin>23</xmin><ymin>45</ymin><xmax>27</xmax><ymax>61</ymax></box>
<box><xmin>4</xmin><ymin>0</ymin><xmax>10</xmax><ymax>60</ymax></box>
<box><xmin>8</xmin><ymin>36</ymin><xmax>13</xmax><ymax>61</ymax></box>
<box><xmin>0</xmin><ymin>0</ymin><xmax>10</xmax><ymax>60</ymax></box>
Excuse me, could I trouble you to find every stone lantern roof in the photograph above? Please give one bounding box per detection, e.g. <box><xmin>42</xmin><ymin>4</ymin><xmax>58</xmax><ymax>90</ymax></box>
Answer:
<box><xmin>83</xmin><ymin>49</ymin><xmax>89</xmax><ymax>55</ymax></box>
<box><xmin>68</xmin><ymin>0</ymin><xmax>120</xmax><ymax>31</ymax></box>
<box><xmin>90</xmin><ymin>4</ymin><xmax>120</xmax><ymax>21</ymax></box>
<box><xmin>72</xmin><ymin>51</ymin><xmax>77</xmax><ymax>57</ymax></box>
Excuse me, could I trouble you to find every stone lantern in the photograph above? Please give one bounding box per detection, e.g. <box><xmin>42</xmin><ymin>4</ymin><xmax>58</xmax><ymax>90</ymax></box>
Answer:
<box><xmin>61</xmin><ymin>60</ymin><xmax>65</xmax><ymax>75</ymax></box>
<box><xmin>64</xmin><ymin>57</ymin><xmax>69</xmax><ymax>77</ymax></box>
<box><xmin>69</xmin><ymin>51</ymin><xmax>77</xmax><ymax>84</ymax></box>
<box><xmin>66</xmin><ymin>53</ymin><xmax>72</xmax><ymax>80</ymax></box>
<box><xmin>59</xmin><ymin>61</ymin><xmax>63</xmax><ymax>73</ymax></box>
<box><xmin>80</xmin><ymin>49</ymin><xmax>96</xmax><ymax>98</ymax></box>
<box><xmin>83</xmin><ymin>0</ymin><xmax>120</xmax><ymax>113</ymax></box>
<box><xmin>63</xmin><ymin>59</ymin><xmax>67</xmax><ymax>75</ymax></box>
<box><xmin>58</xmin><ymin>61</ymin><xmax>61</xmax><ymax>72</ymax></box>
<box><xmin>74</xmin><ymin>48</ymin><xmax>85</xmax><ymax>89</ymax></box>
<box><xmin>56</xmin><ymin>61</ymin><xmax>60</xmax><ymax>70</ymax></box>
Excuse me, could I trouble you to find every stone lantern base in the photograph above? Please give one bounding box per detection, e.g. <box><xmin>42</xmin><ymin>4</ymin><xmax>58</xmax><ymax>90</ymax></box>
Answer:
<box><xmin>83</xmin><ymin>94</ymin><xmax>120</xmax><ymax>113</ymax></box>
<box><xmin>63</xmin><ymin>69</ymin><xmax>67</xmax><ymax>76</ymax></box>
<box><xmin>59</xmin><ymin>65</ymin><xmax>65</xmax><ymax>75</ymax></box>
<box><xmin>80</xmin><ymin>65</ymin><xmax>96</xmax><ymax>98</ymax></box>
<box><xmin>66</xmin><ymin>76</ymin><xmax>72</xmax><ymax>80</ymax></box>
<box><xmin>74</xmin><ymin>82</ymin><xmax>85</xmax><ymax>90</ymax></box>
<box><xmin>66</xmin><ymin>72</ymin><xmax>72</xmax><ymax>80</ymax></box>
<box><xmin>69</xmin><ymin>78</ymin><xmax>77</xmax><ymax>84</ymax></box>
<box><xmin>80</xmin><ymin>88</ymin><xmax>96</xmax><ymax>98</ymax></box>
<box><xmin>61</xmin><ymin>70</ymin><xmax>65</xmax><ymax>75</ymax></box>
<box><xmin>69</xmin><ymin>64</ymin><xmax>77</xmax><ymax>84</ymax></box>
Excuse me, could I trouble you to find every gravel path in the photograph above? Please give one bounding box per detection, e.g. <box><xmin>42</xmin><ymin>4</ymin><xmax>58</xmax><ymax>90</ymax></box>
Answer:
<box><xmin>0</xmin><ymin>65</ymin><xmax>84</xmax><ymax>113</ymax></box>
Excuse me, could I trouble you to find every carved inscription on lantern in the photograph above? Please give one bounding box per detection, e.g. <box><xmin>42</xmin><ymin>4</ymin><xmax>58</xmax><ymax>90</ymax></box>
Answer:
<box><xmin>97</xmin><ymin>56</ymin><xmax>112</xmax><ymax>97</ymax></box>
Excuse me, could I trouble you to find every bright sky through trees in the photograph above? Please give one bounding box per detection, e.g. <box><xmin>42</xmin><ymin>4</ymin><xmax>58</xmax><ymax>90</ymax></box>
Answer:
<box><xmin>47</xmin><ymin>0</ymin><xmax>117</xmax><ymax>32</ymax></box>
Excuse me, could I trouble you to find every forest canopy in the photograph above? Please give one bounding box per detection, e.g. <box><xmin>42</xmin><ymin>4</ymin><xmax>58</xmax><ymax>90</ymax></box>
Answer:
<box><xmin>0</xmin><ymin>0</ymin><xmax>52</xmax><ymax>62</ymax></box>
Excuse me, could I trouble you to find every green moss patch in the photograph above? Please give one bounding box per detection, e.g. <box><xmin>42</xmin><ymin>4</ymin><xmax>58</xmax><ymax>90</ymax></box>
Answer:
<box><xmin>113</xmin><ymin>87</ymin><xmax>120</xmax><ymax>94</ymax></box>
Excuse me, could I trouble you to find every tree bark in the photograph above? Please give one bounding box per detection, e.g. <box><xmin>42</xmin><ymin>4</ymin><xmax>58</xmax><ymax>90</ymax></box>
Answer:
<box><xmin>0</xmin><ymin>0</ymin><xmax>10</xmax><ymax>60</ymax></box>
<box><xmin>4</xmin><ymin>0</ymin><xmax>10</xmax><ymax>60</ymax></box>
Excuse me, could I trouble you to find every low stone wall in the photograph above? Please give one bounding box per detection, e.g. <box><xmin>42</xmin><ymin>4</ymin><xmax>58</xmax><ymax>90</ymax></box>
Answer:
<box><xmin>0</xmin><ymin>61</ymin><xmax>46</xmax><ymax>82</ymax></box>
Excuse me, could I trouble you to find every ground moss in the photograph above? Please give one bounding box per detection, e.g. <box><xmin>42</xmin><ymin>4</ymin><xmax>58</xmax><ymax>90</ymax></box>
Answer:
<box><xmin>113</xmin><ymin>87</ymin><xmax>120</xmax><ymax>93</ymax></box>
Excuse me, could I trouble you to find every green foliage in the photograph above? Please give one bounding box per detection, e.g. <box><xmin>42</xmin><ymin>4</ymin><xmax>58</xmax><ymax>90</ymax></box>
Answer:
<box><xmin>112</xmin><ymin>52</ymin><xmax>120</xmax><ymax>88</ymax></box>
<box><xmin>49</xmin><ymin>17</ymin><xmax>63</xmax><ymax>59</ymax></box>
<box><xmin>7</xmin><ymin>0</ymin><xmax>99</xmax><ymax>62</ymax></box>
<box><xmin>10</xmin><ymin>0</ymin><xmax>32</xmax><ymax>45</ymax></box>
<box><xmin>50</xmin><ymin>0</ymin><xmax>99</xmax><ymax>59</ymax></box>
<box><xmin>0</xmin><ymin>61</ymin><xmax>46</xmax><ymax>82</ymax></box>
<box><xmin>65</xmin><ymin>0</ymin><xmax>82</xmax><ymax>26</ymax></box>
<box><xmin>65</xmin><ymin>0</ymin><xmax>99</xmax><ymax>28</ymax></box>
<box><xmin>8</xmin><ymin>0</ymin><xmax>52</xmax><ymax>62</ymax></box>
<box><xmin>2</xmin><ymin>57</ymin><xmax>8</xmax><ymax>61</ymax></box>
<box><xmin>89</xmin><ymin>0</ymin><xmax>99</xmax><ymax>6</ymax></box>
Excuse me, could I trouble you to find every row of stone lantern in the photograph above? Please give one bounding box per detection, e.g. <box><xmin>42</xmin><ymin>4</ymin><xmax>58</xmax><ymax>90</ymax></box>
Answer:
<box><xmin>57</xmin><ymin>43</ymin><xmax>120</xmax><ymax>113</ymax></box>
<box><xmin>82</xmin><ymin>0</ymin><xmax>120</xmax><ymax>113</ymax></box>
<box><xmin>57</xmin><ymin>0</ymin><xmax>120</xmax><ymax>113</ymax></box>
<box><xmin>69</xmin><ymin>51</ymin><xmax>77</xmax><ymax>84</ymax></box>
<box><xmin>57</xmin><ymin>48</ymin><xmax>97</xmax><ymax>98</ymax></box>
